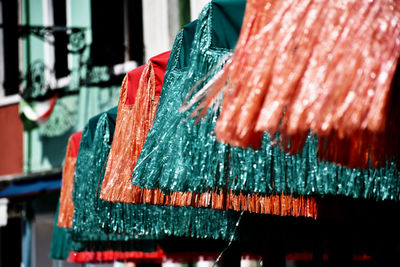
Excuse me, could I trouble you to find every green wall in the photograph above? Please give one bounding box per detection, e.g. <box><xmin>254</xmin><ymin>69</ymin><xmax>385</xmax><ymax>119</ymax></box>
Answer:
<box><xmin>22</xmin><ymin>0</ymin><xmax>121</xmax><ymax>173</ymax></box>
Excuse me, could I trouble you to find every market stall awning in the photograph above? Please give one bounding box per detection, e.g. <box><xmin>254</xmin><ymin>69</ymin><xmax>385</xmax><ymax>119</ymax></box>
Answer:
<box><xmin>0</xmin><ymin>178</ymin><xmax>61</xmax><ymax>198</ymax></box>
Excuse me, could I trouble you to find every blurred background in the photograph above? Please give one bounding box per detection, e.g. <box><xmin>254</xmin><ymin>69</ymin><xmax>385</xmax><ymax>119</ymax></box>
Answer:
<box><xmin>0</xmin><ymin>1</ymin><xmax>208</xmax><ymax>266</ymax></box>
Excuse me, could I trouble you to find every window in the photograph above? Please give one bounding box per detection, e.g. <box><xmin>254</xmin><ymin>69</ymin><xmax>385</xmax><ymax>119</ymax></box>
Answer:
<box><xmin>90</xmin><ymin>0</ymin><xmax>144</xmax><ymax>66</ymax></box>
<box><xmin>0</xmin><ymin>0</ymin><xmax>20</xmax><ymax>97</ymax></box>
<box><xmin>52</xmin><ymin>0</ymin><xmax>69</xmax><ymax>79</ymax></box>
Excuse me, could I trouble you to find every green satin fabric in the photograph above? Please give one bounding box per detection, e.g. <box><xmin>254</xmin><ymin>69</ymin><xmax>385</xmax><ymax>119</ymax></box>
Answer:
<box><xmin>178</xmin><ymin>20</ymin><xmax>197</xmax><ymax>69</ymax></box>
<box><xmin>131</xmin><ymin>0</ymin><xmax>399</xmax><ymax>202</ymax></box>
<box><xmin>211</xmin><ymin>0</ymin><xmax>246</xmax><ymax>50</ymax></box>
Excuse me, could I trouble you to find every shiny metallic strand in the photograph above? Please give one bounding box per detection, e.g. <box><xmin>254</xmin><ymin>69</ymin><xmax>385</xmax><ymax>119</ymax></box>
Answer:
<box><xmin>101</xmin><ymin>55</ymin><xmax>164</xmax><ymax>203</ymax></box>
<box><xmin>72</xmin><ymin>110</ymin><xmax>240</xmax><ymax>242</ymax></box>
<box><xmin>131</xmin><ymin>1</ymin><xmax>317</xmax><ymax>216</ymax></box>
<box><xmin>132</xmin><ymin>1</ymin><xmax>400</xmax><ymax>203</ymax></box>
<box><xmin>58</xmin><ymin>136</ymin><xmax>77</xmax><ymax>228</ymax></box>
<box><xmin>192</xmin><ymin>0</ymin><xmax>400</xmax><ymax>168</ymax></box>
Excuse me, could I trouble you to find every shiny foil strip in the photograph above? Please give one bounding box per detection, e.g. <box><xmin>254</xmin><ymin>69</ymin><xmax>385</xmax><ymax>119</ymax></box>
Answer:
<box><xmin>58</xmin><ymin>132</ymin><xmax>81</xmax><ymax>228</ymax></box>
<box><xmin>72</xmin><ymin>82</ymin><xmax>240</xmax><ymax>241</ymax></box>
<box><xmin>100</xmin><ymin>69</ymin><xmax>141</xmax><ymax>202</ymax></box>
<box><xmin>72</xmin><ymin>112</ymin><xmax>127</xmax><ymax>242</ymax></box>
<box><xmin>131</xmin><ymin>1</ymin><xmax>318</xmax><ymax>217</ymax></box>
<box><xmin>57</xmin><ymin>156</ymin><xmax>76</xmax><ymax>228</ymax></box>
<box><xmin>71</xmin><ymin>28</ymin><xmax>240</xmax><ymax>241</ymax></box>
<box><xmin>100</xmin><ymin>66</ymin><xmax>144</xmax><ymax>202</ymax></box>
<box><xmin>192</xmin><ymin>0</ymin><xmax>400</xmax><ymax>168</ymax></box>
<box><xmin>101</xmin><ymin>52</ymin><xmax>168</xmax><ymax>203</ymax></box>
<box><xmin>125</xmin><ymin>186</ymin><xmax>317</xmax><ymax>218</ymax></box>
<box><xmin>67</xmin><ymin>249</ymin><xmax>164</xmax><ymax>264</ymax></box>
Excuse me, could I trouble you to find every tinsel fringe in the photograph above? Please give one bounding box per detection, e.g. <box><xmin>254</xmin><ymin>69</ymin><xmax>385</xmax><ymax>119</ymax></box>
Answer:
<box><xmin>67</xmin><ymin>249</ymin><xmax>164</xmax><ymax>264</ymax></box>
<box><xmin>132</xmin><ymin>1</ymin><xmax>400</xmax><ymax>203</ymax></box>
<box><xmin>51</xmin><ymin>202</ymin><xmax>85</xmax><ymax>260</ymax></box>
<box><xmin>191</xmin><ymin>0</ymin><xmax>400</xmax><ymax>168</ymax></box>
<box><xmin>58</xmin><ymin>132</ymin><xmax>81</xmax><ymax>228</ymax></box>
<box><xmin>72</xmin><ymin>109</ymin><xmax>240</xmax><ymax>242</ymax></box>
<box><xmin>101</xmin><ymin>59</ymin><xmax>162</xmax><ymax>202</ymax></box>
<box><xmin>130</xmin><ymin>2</ymin><xmax>317</xmax><ymax>218</ymax></box>
<box><xmin>72</xmin><ymin>112</ymin><xmax>128</xmax><ymax>242</ymax></box>
<box><xmin>127</xmin><ymin>186</ymin><xmax>317</xmax><ymax>218</ymax></box>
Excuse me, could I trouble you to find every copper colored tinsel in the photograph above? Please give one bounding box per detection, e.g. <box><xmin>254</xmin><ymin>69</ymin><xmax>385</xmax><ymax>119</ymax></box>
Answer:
<box><xmin>100</xmin><ymin>51</ymin><xmax>170</xmax><ymax>202</ymax></box>
<box><xmin>125</xmin><ymin>4</ymin><xmax>318</xmax><ymax>217</ymax></box>
<box><xmin>194</xmin><ymin>0</ymin><xmax>400</xmax><ymax>168</ymax></box>
<box><xmin>124</xmin><ymin>186</ymin><xmax>317</xmax><ymax>218</ymax></box>
<box><xmin>57</xmin><ymin>131</ymin><xmax>82</xmax><ymax>228</ymax></box>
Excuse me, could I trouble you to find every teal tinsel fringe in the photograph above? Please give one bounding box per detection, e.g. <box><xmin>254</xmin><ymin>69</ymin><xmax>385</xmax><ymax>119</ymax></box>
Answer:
<box><xmin>72</xmin><ymin>94</ymin><xmax>239</xmax><ymax>241</ymax></box>
<box><xmin>50</xmin><ymin>201</ymin><xmax>85</xmax><ymax>259</ymax></box>
<box><xmin>132</xmin><ymin>1</ymin><xmax>238</xmax><ymax>193</ymax></box>
<box><xmin>131</xmin><ymin>0</ymin><xmax>400</xmax><ymax>202</ymax></box>
<box><xmin>50</xmin><ymin>201</ymin><xmax>159</xmax><ymax>258</ymax></box>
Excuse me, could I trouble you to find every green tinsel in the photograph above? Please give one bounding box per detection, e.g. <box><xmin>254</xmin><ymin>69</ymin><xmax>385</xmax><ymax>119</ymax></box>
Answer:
<box><xmin>50</xmin><ymin>201</ymin><xmax>84</xmax><ymax>259</ymax></box>
<box><xmin>72</xmin><ymin>107</ymin><xmax>129</xmax><ymax>242</ymax></box>
<box><xmin>72</xmin><ymin>108</ymin><xmax>239</xmax><ymax>241</ymax></box>
<box><xmin>132</xmin><ymin>0</ymin><xmax>244</xmax><ymax>192</ymax></box>
<box><xmin>50</xmin><ymin>200</ymin><xmax>159</xmax><ymax>258</ymax></box>
<box><xmin>72</xmin><ymin>81</ymin><xmax>239</xmax><ymax>240</ymax></box>
<box><xmin>131</xmin><ymin>0</ymin><xmax>400</xmax><ymax>202</ymax></box>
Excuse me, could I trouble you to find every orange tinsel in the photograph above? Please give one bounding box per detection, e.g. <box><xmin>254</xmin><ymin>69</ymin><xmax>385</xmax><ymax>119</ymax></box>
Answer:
<box><xmin>191</xmin><ymin>0</ymin><xmax>400</xmax><ymax>168</ymax></box>
<box><xmin>126</xmin><ymin>186</ymin><xmax>317</xmax><ymax>218</ymax></box>
<box><xmin>99</xmin><ymin>50</ymin><xmax>317</xmax><ymax>217</ymax></box>
<box><xmin>100</xmin><ymin>51</ymin><xmax>170</xmax><ymax>202</ymax></box>
<box><xmin>57</xmin><ymin>131</ymin><xmax>82</xmax><ymax>228</ymax></box>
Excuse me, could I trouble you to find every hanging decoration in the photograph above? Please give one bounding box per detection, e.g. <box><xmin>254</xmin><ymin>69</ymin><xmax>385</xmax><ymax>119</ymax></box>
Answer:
<box><xmin>101</xmin><ymin>51</ymin><xmax>170</xmax><ymax>203</ymax></box>
<box><xmin>67</xmin><ymin>249</ymin><xmax>164</xmax><ymax>264</ymax></box>
<box><xmin>50</xmin><ymin>125</ymin><xmax>164</xmax><ymax>264</ymax></box>
<box><xmin>19</xmin><ymin>95</ymin><xmax>58</xmax><ymax>125</ymax></box>
<box><xmin>51</xmin><ymin>201</ymin><xmax>164</xmax><ymax>263</ymax></box>
<box><xmin>58</xmin><ymin>131</ymin><xmax>82</xmax><ymax>228</ymax></box>
<box><xmin>188</xmin><ymin>0</ymin><xmax>400</xmax><ymax>169</ymax></box>
<box><xmin>50</xmin><ymin>1</ymin><xmax>400</xmax><ymax>265</ymax></box>
<box><xmin>130</xmin><ymin>0</ymin><xmax>317</xmax><ymax>217</ymax></box>
<box><xmin>72</xmin><ymin>96</ymin><xmax>239</xmax><ymax>241</ymax></box>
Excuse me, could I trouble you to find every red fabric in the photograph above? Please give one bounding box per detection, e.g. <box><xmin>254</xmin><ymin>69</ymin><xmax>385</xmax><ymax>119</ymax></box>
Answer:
<box><xmin>37</xmin><ymin>94</ymin><xmax>58</xmax><ymax>121</ymax></box>
<box><xmin>69</xmin><ymin>131</ymin><xmax>82</xmax><ymax>158</ymax></box>
<box><xmin>149</xmin><ymin>51</ymin><xmax>170</xmax><ymax>97</ymax></box>
<box><xmin>68</xmin><ymin>249</ymin><xmax>164</xmax><ymax>264</ymax></box>
<box><xmin>126</xmin><ymin>65</ymin><xmax>146</xmax><ymax>105</ymax></box>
